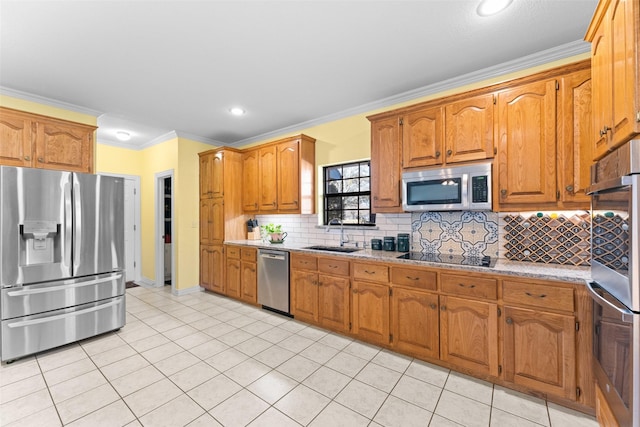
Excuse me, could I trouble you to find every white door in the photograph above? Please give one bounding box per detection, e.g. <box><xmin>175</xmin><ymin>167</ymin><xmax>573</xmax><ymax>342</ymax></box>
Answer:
<box><xmin>123</xmin><ymin>178</ymin><xmax>137</xmax><ymax>282</ymax></box>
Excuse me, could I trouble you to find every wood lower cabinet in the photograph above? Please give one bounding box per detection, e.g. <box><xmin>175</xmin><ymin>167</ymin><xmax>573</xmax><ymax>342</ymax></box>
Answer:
<box><xmin>596</xmin><ymin>383</ymin><xmax>620</xmax><ymax>427</ymax></box>
<box><xmin>440</xmin><ymin>295</ymin><xmax>499</xmax><ymax>377</ymax></box>
<box><xmin>240</xmin><ymin>248</ymin><xmax>257</xmax><ymax>304</ymax></box>
<box><xmin>201</xmin><ymin>244</ymin><xmax>224</xmax><ymax>293</ymax></box>
<box><xmin>318</xmin><ymin>274</ymin><xmax>350</xmax><ymax>332</ymax></box>
<box><xmin>351</xmin><ymin>280</ymin><xmax>390</xmax><ymax>346</ymax></box>
<box><xmin>0</xmin><ymin>107</ymin><xmax>95</xmax><ymax>173</ymax></box>
<box><xmin>291</xmin><ymin>269</ymin><xmax>319</xmax><ymax>323</ymax></box>
<box><xmin>225</xmin><ymin>257</ymin><xmax>241</xmax><ymax>298</ymax></box>
<box><xmin>391</xmin><ymin>286</ymin><xmax>439</xmax><ymax>360</ymax></box>
<box><xmin>503</xmin><ymin>306</ymin><xmax>576</xmax><ymax>400</ymax></box>
<box><xmin>369</xmin><ymin>115</ymin><xmax>402</xmax><ymax>213</ymax></box>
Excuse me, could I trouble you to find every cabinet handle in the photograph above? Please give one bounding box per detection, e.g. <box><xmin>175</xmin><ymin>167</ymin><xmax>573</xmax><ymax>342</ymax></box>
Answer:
<box><xmin>441</xmin><ymin>305</ymin><xmax>446</xmax><ymax>311</ymax></box>
<box><xmin>565</xmin><ymin>185</ymin><xmax>574</xmax><ymax>193</ymax></box>
<box><xmin>525</xmin><ymin>292</ymin><xmax>547</xmax><ymax>299</ymax></box>
<box><xmin>352</xmin><ymin>289</ymin><xmax>359</xmax><ymax>294</ymax></box>
<box><xmin>38</xmin><ymin>157</ymin><xmax>44</xmax><ymax>162</ymax></box>
<box><xmin>500</xmin><ymin>189</ymin><xmax>507</xmax><ymax>197</ymax></box>
<box><xmin>458</xmin><ymin>283</ymin><xmax>476</xmax><ymax>288</ymax></box>
<box><xmin>506</xmin><ymin>317</ymin><xmax>513</xmax><ymax>325</ymax></box>
<box><xmin>406</xmin><ymin>276</ymin><xmax>419</xmax><ymax>281</ymax></box>
<box><xmin>329</xmin><ymin>265</ymin><xmax>338</xmax><ymax>269</ymax></box>
<box><xmin>599</xmin><ymin>126</ymin><xmax>611</xmax><ymax>137</ymax></box>
<box><xmin>363</xmin><ymin>270</ymin><xmax>376</xmax><ymax>275</ymax></box>
<box><xmin>435</xmin><ymin>151</ymin><xmax>441</xmax><ymax>158</ymax></box>
<box><xmin>446</xmin><ymin>149</ymin><xmax>452</xmax><ymax>156</ymax></box>
<box><xmin>429</xmin><ymin>303</ymin><xmax>437</xmax><ymax>309</ymax></box>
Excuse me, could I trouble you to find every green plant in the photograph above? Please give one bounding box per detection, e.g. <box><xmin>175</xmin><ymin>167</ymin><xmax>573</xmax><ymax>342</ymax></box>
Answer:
<box><xmin>261</xmin><ymin>223</ymin><xmax>282</xmax><ymax>234</ymax></box>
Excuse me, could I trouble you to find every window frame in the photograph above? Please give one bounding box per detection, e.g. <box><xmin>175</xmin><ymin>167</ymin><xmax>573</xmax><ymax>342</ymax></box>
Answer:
<box><xmin>322</xmin><ymin>160</ymin><xmax>375</xmax><ymax>226</ymax></box>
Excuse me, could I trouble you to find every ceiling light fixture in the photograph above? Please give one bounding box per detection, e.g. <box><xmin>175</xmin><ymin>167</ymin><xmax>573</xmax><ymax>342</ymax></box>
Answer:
<box><xmin>115</xmin><ymin>131</ymin><xmax>131</xmax><ymax>141</ymax></box>
<box><xmin>477</xmin><ymin>0</ymin><xmax>513</xmax><ymax>16</ymax></box>
<box><xmin>229</xmin><ymin>107</ymin><xmax>246</xmax><ymax>116</ymax></box>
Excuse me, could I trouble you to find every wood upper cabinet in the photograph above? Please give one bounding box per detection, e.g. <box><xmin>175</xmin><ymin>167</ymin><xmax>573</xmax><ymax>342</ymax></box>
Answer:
<box><xmin>402</xmin><ymin>106</ymin><xmax>444</xmax><ymax>168</ymax></box>
<box><xmin>351</xmin><ymin>280</ymin><xmax>390</xmax><ymax>346</ymax></box>
<box><xmin>496</xmin><ymin>79</ymin><xmax>558</xmax><ymax>208</ymax></box>
<box><xmin>276</xmin><ymin>140</ymin><xmax>301</xmax><ymax>212</ymax></box>
<box><xmin>211</xmin><ymin>151</ymin><xmax>225</xmax><ymax>198</ymax></box>
<box><xmin>0</xmin><ymin>107</ymin><xmax>95</xmax><ymax>173</ymax></box>
<box><xmin>440</xmin><ymin>295</ymin><xmax>499</xmax><ymax>377</ymax></box>
<box><xmin>242</xmin><ymin>149</ymin><xmax>259</xmax><ymax>212</ymax></box>
<box><xmin>444</xmin><ymin>93</ymin><xmax>495</xmax><ymax>163</ymax></box>
<box><xmin>259</xmin><ymin>145</ymin><xmax>278</xmax><ymax>212</ymax></box>
<box><xmin>200</xmin><ymin>199</ymin><xmax>214</xmax><ymax>244</ymax></box>
<box><xmin>199</xmin><ymin>153</ymin><xmax>214</xmax><ymax>199</ymax></box>
<box><xmin>391</xmin><ymin>286</ymin><xmax>439</xmax><ymax>360</ymax></box>
<box><xmin>586</xmin><ymin>0</ymin><xmax>640</xmax><ymax>158</ymax></box>
<box><xmin>201</xmin><ymin>244</ymin><xmax>224</xmax><ymax>293</ymax></box>
<box><xmin>503</xmin><ymin>306</ymin><xmax>576</xmax><ymax>400</ymax></box>
<box><xmin>369</xmin><ymin>116</ymin><xmax>402</xmax><ymax>213</ymax></box>
<box><xmin>557</xmin><ymin>69</ymin><xmax>593</xmax><ymax>207</ymax></box>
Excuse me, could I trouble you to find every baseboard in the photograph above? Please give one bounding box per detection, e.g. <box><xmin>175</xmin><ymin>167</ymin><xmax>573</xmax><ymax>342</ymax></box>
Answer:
<box><xmin>138</xmin><ymin>277</ymin><xmax>156</xmax><ymax>287</ymax></box>
<box><xmin>172</xmin><ymin>286</ymin><xmax>204</xmax><ymax>296</ymax></box>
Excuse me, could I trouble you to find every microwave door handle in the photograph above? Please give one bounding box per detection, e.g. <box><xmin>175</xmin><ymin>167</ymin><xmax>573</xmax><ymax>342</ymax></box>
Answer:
<box><xmin>586</xmin><ymin>176</ymin><xmax>633</xmax><ymax>195</ymax></box>
<box><xmin>585</xmin><ymin>281</ymin><xmax>634</xmax><ymax>323</ymax></box>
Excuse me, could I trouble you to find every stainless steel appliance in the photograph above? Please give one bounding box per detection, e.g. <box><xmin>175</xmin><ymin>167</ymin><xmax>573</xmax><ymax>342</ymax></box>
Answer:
<box><xmin>401</xmin><ymin>161</ymin><xmax>492</xmax><ymax>212</ymax></box>
<box><xmin>257</xmin><ymin>249</ymin><xmax>290</xmax><ymax>315</ymax></box>
<box><xmin>1</xmin><ymin>166</ymin><xmax>125</xmax><ymax>362</ymax></box>
<box><xmin>397</xmin><ymin>252</ymin><xmax>495</xmax><ymax>268</ymax></box>
<box><xmin>586</xmin><ymin>140</ymin><xmax>639</xmax><ymax>427</ymax></box>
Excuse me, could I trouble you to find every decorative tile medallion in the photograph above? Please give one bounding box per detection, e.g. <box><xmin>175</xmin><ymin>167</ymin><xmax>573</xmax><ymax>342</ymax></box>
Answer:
<box><xmin>411</xmin><ymin>211</ymin><xmax>499</xmax><ymax>258</ymax></box>
<box><xmin>503</xmin><ymin>213</ymin><xmax>591</xmax><ymax>266</ymax></box>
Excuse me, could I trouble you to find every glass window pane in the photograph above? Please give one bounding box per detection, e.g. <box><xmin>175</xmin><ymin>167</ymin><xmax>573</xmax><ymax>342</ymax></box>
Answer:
<box><xmin>326</xmin><ymin>180</ymin><xmax>342</xmax><ymax>194</ymax></box>
<box><xmin>359</xmin><ymin>195</ymin><xmax>370</xmax><ymax>208</ymax></box>
<box><xmin>343</xmin><ymin>196</ymin><xmax>358</xmax><ymax>209</ymax></box>
<box><xmin>360</xmin><ymin>163</ymin><xmax>370</xmax><ymax>177</ymax></box>
<box><xmin>327</xmin><ymin>212</ymin><xmax>342</xmax><ymax>223</ymax></box>
<box><xmin>360</xmin><ymin>177</ymin><xmax>370</xmax><ymax>192</ymax></box>
<box><xmin>343</xmin><ymin>164</ymin><xmax>359</xmax><ymax>178</ymax></box>
<box><xmin>343</xmin><ymin>178</ymin><xmax>359</xmax><ymax>193</ymax></box>
<box><xmin>327</xmin><ymin>166</ymin><xmax>342</xmax><ymax>180</ymax></box>
<box><xmin>359</xmin><ymin>212</ymin><xmax>371</xmax><ymax>224</ymax></box>
<box><xmin>343</xmin><ymin>210</ymin><xmax>358</xmax><ymax>223</ymax></box>
<box><xmin>326</xmin><ymin>196</ymin><xmax>342</xmax><ymax>210</ymax></box>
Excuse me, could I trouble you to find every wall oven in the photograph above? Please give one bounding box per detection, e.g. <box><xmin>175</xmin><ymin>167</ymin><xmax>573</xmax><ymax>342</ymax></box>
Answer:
<box><xmin>587</xmin><ymin>140</ymin><xmax>640</xmax><ymax>426</ymax></box>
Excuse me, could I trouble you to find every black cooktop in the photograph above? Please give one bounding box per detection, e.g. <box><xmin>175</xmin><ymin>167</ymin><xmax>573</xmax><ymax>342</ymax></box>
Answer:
<box><xmin>396</xmin><ymin>252</ymin><xmax>496</xmax><ymax>268</ymax></box>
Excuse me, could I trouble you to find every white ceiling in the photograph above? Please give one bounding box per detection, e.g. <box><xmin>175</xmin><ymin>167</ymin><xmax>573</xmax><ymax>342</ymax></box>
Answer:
<box><xmin>0</xmin><ymin>0</ymin><xmax>598</xmax><ymax>149</ymax></box>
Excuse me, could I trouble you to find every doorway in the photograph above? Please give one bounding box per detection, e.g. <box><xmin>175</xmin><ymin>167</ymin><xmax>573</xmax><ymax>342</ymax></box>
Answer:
<box><xmin>155</xmin><ymin>170</ymin><xmax>174</xmax><ymax>291</ymax></box>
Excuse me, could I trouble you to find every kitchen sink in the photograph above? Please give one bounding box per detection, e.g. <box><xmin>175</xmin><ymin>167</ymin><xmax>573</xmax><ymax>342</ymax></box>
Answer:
<box><xmin>304</xmin><ymin>245</ymin><xmax>362</xmax><ymax>253</ymax></box>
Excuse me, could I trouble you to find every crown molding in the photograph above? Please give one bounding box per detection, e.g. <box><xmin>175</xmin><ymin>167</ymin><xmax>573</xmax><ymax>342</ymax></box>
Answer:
<box><xmin>174</xmin><ymin>130</ymin><xmax>224</xmax><ymax>146</ymax></box>
<box><xmin>139</xmin><ymin>131</ymin><xmax>179</xmax><ymax>149</ymax></box>
<box><xmin>229</xmin><ymin>39</ymin><xmax>590</xmax><ymax>148</ymax></box>
<box><xmin>0</xmin><ymin>86</ymin><xmax>103</xmax><ymax>117</ymax></box>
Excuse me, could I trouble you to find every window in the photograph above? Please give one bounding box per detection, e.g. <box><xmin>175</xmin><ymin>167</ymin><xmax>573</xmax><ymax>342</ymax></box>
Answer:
<box><xmin>323</xmin><ymin>160</ymin><xmax>374</xmax><ymax>225</ymax></box>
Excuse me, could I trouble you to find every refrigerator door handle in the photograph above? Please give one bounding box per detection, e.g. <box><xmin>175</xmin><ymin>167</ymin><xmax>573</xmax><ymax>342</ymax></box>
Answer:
<box><xmin>64</xmin><ymin>177</ymin><xmax>73</xmax><ymax>275</ymax></box>
<box><xmin>6</xmin><ymin>299</ymin><xmax>121</xmax><ymax>328</ymax></box>
<box><xmin>6</xmin><ymin>274</ymin><xmax>123</xmax><ymax>296</ymax></box>
<box><xmin>72</xmin><ymin>177</ymin><xmax>82</xmax><ymax>272</ymax></box>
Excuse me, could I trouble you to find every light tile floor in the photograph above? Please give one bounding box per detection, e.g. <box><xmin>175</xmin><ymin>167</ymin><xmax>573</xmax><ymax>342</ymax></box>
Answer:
<box><xmin>0</xmin><ymin>286</ymin><xmax>600</xmax><ymax>427</ymax></box>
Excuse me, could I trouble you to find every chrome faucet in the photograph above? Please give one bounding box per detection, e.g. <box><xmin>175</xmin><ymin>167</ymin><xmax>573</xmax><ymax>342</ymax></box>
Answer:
<box><xmin>327</xmin><ymin>218</ymin><xmax>349</xmax><ymax>247</ymax></box>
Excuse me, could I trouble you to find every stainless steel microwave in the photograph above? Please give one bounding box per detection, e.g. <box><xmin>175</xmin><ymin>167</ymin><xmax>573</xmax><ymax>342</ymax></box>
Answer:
<box><xmin>401</xmin><ymin>161</ymin><xmax>492</xmax><ymax>212</ymax></box>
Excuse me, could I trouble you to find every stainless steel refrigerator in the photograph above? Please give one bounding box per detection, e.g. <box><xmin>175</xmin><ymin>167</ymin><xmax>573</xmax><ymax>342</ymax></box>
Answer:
<box><xmin>0</xmin><ymin>166</ymin><xmax>125</xmax><ymax>362</ymax></box>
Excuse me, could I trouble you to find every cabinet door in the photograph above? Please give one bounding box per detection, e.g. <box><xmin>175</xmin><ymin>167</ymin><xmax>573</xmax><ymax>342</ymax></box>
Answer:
<box><xmin>240</xmin><ymin>261</ymin><xmax>257</xmax><ymax>304</ymax></box>
<box><xmin>558</xmin><ymin>69</ymin><xmax>592</xmax><ymax>207</ymax></box>
<box><xmin>596</xmin><ymin>384</ymin><xmax>620</xmax><ymax>427</ymax></box>
<box><xmin>391</xmin><ymin>286</ymin><xmax>439</xmax><ymax>360</ymax></box>
<box><xmin>226</xmin><ymin>258</ymin><xmax>241</xmax><ymax>298</ymax></box>
<box><xmin>34</xmin><ymin>120</ymin><xmax>93</xmax><ymax>173</ymax></box>
<box><xmin>259</xmin><ymin>145</ymin><xmax>278</xmax><ymax>211</ymax></box>
<box><xmin>291</xmin><ymin>270</ymin><xmax>319</xmax><ymax>323</ymax></box>
<box><xmin>352</xmin><ymin>281</ymin><xmax>390</xmax><ymax>346</ymax></box>
<box><xmin>211</xmin><ymin>151</ymin><xmax>224</xmax><ymax>198</ymax></box>
<box><xmin>200</xmin><ymin>245</ymin><xmax>214</xmax><ymax>290</ymax></box>
<box><xmin>199</xmin><ymin>153</ymin><xmax>214</xmax><ymax>199</ymax></box>
<box><xmin>201</xmin><ymin>245</ymin><xmax>224</xmax><ymax>293</ymax></box>
<box><xmin>370</xmin><ymin>116</ymin><xmax>402</xmax><ymax>212</ymax></box>
<box><xmin>503</xmin><ymin>306</ymin><xmax>576</xmax><ymax>400</ymax></box>
<box><xmin>318</xmin><ymin>274</ymin><xmax>350</xmax><ymax>333</ymax></box>
<box><xmin>402</xmin><ymin>106</ymin><xmax>444</xmax><ymax>168</ymax></box>
<box><xmin>590</xmin><ymin>15</ymin><xmax>612</xmax><ymax>160</ymax></box>
<box><xmin>0</xmin><ymin>110</ymin><xmax>33</xmax><ymax>167</ymax></box>
<box><xmin>496</xmin><ymin>79</ymin><xmax>557</xmax><ymax>207</ymax></box>
<box><xmin>445</xmin><ymin>93</ymin><xmax>495</xmax><ymax>163</ymax></box>
<box><xmin>242</xmin><ymin>149</ymin><xmax>260</xmax><ymax>212</ymax></box>
<box><xmin>440</xmin><ymin>295</ymin><xmax>498</xmax><ymax>377</ymax></box>
<box><xmin>200</xmin><ymin>199</ymin><xmax>214</xmax><ymax>244</ymax></box>
<box><xmin>211</xmin><ymin>198</ymin><xmax>224</xmax><ymax>244</ymax></box>
<box><xmin>277</xmin><ymin>140</ymin><xmax>300</xmax><ymax>212</ymax></box>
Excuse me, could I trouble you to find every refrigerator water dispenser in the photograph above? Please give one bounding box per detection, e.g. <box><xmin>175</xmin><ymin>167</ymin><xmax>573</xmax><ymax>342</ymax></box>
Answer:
<box><xmin>20</xmin><ymin>220</ymin><xmax>61</xmax><ymax>265</ymax></box>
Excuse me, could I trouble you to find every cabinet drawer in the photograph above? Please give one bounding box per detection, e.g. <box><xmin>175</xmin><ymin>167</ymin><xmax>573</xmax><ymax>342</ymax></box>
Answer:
<box><xmin>318</xmin><ymin>257</ymin><xmax>349</xmax><ymax>276</ymax></box>
<box><xmin>353</xmin><ymin>262</ymin><xmax>389</xmax><ymax>283</ymax></box>
<box><xmin>226</xmin><ymin>246</ymin><xmax>240</xmax><ymax>259</ymax></box>
<box><xmin>291</xmin><ymin>253</ymin><xmax>318</xmax><ymax>271</ymax></box>
<box><xmin>241</xmin><ymin>248</ymin><xmax>257</xmax><ymax>262</ymax></box>
<box><xmin>503</xmin><ymin>281</ymin><xmax>574</xmax><ymax>312</ymax></box>
<box><xmin>391</xmin><ymin>267</ymin><xmax>436</xmax><ymax>291</ymax></box>
<box><xmin>441</xmin><ymin>274</ymin><xmax>497</xmax><ymax>300</ymax></box>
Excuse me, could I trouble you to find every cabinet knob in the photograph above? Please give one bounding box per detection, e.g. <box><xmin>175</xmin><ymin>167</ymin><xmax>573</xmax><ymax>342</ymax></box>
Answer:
<box><xmin>565</xmin><ymin>185</ymin><xmax>574</xmax><ymax>193</ymax></box>
<box><xmin>440</xmin><ymin>305</ymin><xmax>446</xmax><ymax>311</ymax></box>
<box><xmin>254</xmin><ymin>203</ymin><xmax>258</xmax><ymax>208</ymax></box>
<box><xmin>429</xmin><ymin>303</ymin><xmax>437</xmax><ymax>310</ymax></box>
<box><xmin>506</xmin><ymin>317</ymin><xmax>513</xmax><ymax>325</ymax></box>
<box><xmin>446</xmin><ymin>149</ymin><xmax>452</xmax><ymax>156</ymax></box>
<box><xmin>435</xmin><ymin>151</ymin><xmax>441</xmax><ymax>158</ymax></box>
<box><xmin>38</xmin><ymin>157</ymin><xmax>44</xmax><ymax>162</ymax></box>
<box><xmin>24</xmin><ymin>156</ymin><xmax>31</xmax><ymax>161</ymax></box>
<box><xmin>500</xmin><ymin>189</ymin><xmax>507</xmax><ymax>197</ymax></box>
<box><xmin>599</xmin><ymin>126</ymin><xmax>611</xmax><ymax>137</ymax></box>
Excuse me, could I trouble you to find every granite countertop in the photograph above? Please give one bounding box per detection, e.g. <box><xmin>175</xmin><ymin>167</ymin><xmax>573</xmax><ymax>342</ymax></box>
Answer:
<box><xmin>225</xmin><ymin>240</ymin><xmax>591</xmax><ymax>284</ymax></box>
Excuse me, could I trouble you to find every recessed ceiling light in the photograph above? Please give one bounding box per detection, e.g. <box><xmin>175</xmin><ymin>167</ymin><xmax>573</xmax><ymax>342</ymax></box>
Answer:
<box><xmin>477</xmin><ymin>0</ymin><xmax>512</xmax><ymax>16</ymax></box>
<box><xmin>229</xmin><ymin>107</ymin><xmax>246</xmax><ymax>116</ymax></box>
<box><xmin>116</xmin><ymin>131</ymin><xmax>131</xmax><ymax>141</ymax></box>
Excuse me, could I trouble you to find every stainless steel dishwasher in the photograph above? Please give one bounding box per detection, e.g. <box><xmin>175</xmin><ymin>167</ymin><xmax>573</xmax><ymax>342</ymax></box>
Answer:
<box><xmin>257</xmin><ymin>249</ymin><xmax>290</xmax><ymax>315</ymax></box>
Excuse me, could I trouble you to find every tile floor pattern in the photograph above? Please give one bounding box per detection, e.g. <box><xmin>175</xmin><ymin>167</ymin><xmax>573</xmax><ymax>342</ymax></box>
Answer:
<box><xmin>1</xmin><ymin>286</ymin><xmax>599</xmax><ymax>427</ymax></box>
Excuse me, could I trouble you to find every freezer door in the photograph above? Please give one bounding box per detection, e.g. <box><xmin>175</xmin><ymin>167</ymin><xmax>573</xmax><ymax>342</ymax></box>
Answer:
<box><xmin>73</xmin><ymin>173</ymin><xmax>124</xmax><ymax>276</ymax></box>
<box><xmin>0</xmin><ymin>166</ymin><xmax>73</xmax><ymax>287</ymax></box>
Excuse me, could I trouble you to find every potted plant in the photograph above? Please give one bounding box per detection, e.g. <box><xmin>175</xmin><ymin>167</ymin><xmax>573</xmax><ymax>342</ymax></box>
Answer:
<box><xmin>261</xmin><ymin>223</ymin><xmax>287</xmax><ymax>243</ymax></box>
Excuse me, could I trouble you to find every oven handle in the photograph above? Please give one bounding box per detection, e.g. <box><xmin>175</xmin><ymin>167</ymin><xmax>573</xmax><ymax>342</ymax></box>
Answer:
<box><xmin>585</xmin><ymin>281</ymin><xmax>634</xmax><ymax>323</ymax></box>
<box><xmin>6</xmin><ymin>274</ymin><xmax>122</xmax><ymax>297</ymax></box>
<box><xmin>6</xmin><ymin>299</ymin><xmax>121</xmax><ymax>328</ymax></box>
<box><xmin>586</xmin><ymin>176</ymin><xmax>632</xmax><ymax>195</ymax></box>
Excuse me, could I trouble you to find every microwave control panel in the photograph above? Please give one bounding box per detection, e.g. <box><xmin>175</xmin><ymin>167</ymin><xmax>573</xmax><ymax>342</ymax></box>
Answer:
<box><xmin>471</xmin><ymin>176</ymin><xmax>489</xmax><ymax>203</ymax></box>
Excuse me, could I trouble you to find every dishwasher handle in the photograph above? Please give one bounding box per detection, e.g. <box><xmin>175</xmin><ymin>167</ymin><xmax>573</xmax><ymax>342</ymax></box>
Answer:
<box><xmin>260</xmin><ymin>253</ymin><xmax>286</xmax><ymax>261</ymax></box>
